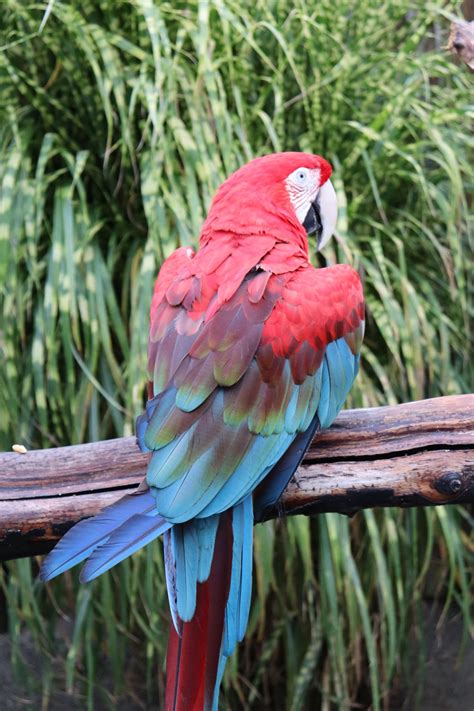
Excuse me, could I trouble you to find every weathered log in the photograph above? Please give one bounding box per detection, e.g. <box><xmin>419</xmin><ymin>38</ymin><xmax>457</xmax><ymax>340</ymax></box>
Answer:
<box><xmin>0</xmin><ymin>395</ymin><xmax>472</xmax><ymax>561</ymax></box>
<box><xmin>448</xmin><ymin>19</ymin><xmax>474</xmax><ymax>70</ymax></box>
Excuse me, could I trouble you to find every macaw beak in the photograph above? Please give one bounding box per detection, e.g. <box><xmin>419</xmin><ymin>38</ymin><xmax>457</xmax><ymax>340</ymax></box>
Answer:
<box><xmin>303</xmin><ymin>179</ymin><xmax>338</xmax><ymax>251</ymax></box>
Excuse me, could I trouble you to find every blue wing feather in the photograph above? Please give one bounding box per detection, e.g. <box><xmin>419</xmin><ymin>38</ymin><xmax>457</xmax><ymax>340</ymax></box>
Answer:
<box><xmin>80</xmin><ymin>511</ymin><xmax>172</xmax><ymax>582</ymax></box>
<box><xmin>39</xmin><ymin>491</ymin><xmax>157</xmax><ymax>581</ymax></box>
<box><xmin>253</xmin><ymin>412</ymin><xmax>321</xmax><ymax>522</ymax></box>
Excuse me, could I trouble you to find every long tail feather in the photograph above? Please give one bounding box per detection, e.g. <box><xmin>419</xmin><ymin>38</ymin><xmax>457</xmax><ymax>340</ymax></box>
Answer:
<box><xmin>39</xmin><ymin>490</ymin><xmax>158</xmax><ymax>581</ymax></box>
<box><xmin>165</xmin><ymin>498</ymin><xmax>254</xmax><ymax>711</ymax></box>
<box><xmin>227</xmin><ymin>495</ymin><xmax>253</xmax><ymax>651</ymax></box>
<box><xmin>163</xmin><ymin>529</ymin><xmax>180</xmax><ymax>633</ymax></box>
<box><xmin>165</xmin><ymin>511</ymin><xmax>234</xmax><ymax>711</ymax></box>
<box><xmin>212</xmin><ymin>496</ymin><xmax>253</xmax><ymax>711</ymax></box>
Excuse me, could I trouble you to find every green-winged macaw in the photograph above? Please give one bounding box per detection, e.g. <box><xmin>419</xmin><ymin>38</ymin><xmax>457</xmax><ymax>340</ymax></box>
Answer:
<box><xmin>41</xmin><ymin>152</ymin><xmax>365</xmax><ymax>710</ymax></box>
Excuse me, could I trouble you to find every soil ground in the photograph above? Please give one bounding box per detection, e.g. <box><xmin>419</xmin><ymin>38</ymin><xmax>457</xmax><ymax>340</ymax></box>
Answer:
<box><xmin>0</xmin><ymin>605</ymin><xmax>472</xmax><ymax>710</ymax></box>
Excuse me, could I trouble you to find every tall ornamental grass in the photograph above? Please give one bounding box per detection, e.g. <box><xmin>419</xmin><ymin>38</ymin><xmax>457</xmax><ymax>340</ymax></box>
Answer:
<box><xmin>0</xmin><ymin>1</ymin><xmax>472</xmax><ymax>709</ymax></box>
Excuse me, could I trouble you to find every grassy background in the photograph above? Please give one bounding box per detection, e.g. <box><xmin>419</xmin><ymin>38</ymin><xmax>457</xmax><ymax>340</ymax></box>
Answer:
<box><xmin>0</xmin><ymin>1</ymin><xmax>472</xmax><ymax>709</ymax></box>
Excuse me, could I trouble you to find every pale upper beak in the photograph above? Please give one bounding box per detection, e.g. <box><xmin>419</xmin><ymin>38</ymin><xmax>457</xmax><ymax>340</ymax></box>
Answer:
<box><xmin>303</xmin><ymin>179</ymin><xmax>338</xmax><ymax>251</ymax></box>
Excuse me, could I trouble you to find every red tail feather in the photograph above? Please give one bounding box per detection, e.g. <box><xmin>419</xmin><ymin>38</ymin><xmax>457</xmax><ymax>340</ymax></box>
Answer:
<box><xmin>165</xmin><ymin>512</ymin><xmax>233</xmax><ymax>711</ymax></box>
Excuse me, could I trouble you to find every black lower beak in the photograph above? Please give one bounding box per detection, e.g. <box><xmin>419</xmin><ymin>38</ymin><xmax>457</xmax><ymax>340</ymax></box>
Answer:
<box><xmin>302</xmin><ymin>198</ymin><xmax>323</xmax><ymax>248</ymax></box>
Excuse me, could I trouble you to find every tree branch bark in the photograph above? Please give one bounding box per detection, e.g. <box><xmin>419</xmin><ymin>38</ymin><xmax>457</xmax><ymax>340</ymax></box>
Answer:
<box><xmin>0</xmin><ymin>395</ymin><xmax>472</xmax><ymax>561</ymax></box>
<box><xmin>448</xmin><ymin>19</ymin><xmax>474</xmax><ymax>71</ymax></box>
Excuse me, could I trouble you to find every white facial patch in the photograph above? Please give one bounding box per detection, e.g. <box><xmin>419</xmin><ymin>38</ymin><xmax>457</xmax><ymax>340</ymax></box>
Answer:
<box><xmin>285</xmin><ymin>167</ymin><xmax>338</xmax><ymax>249</ymax></box>
<box><xmin>285</xmin><ymin>167</ymin><xmax>321</xmax><ymax>223</ymax></box>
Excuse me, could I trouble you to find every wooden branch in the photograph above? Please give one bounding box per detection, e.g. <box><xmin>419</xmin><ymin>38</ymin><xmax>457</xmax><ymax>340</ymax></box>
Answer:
<box><xmin>448</xmin><ymin>20</ymin><xmax>474</xmax><ymax>71</ymax></box>
<box><xmin>0</xmin><ymin>395</ymin><xmax>472</xmax><ymax>561</ymax></box>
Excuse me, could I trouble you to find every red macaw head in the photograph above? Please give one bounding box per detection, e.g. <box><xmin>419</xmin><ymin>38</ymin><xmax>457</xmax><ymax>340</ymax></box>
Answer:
<box><xmin>201</xmin><ymin>152</ymin><xmax>338</xmax><ymax>251</ymax></box>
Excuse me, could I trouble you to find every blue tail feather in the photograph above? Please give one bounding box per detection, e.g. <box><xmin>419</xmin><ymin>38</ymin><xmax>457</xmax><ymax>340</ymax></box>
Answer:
<box><xmin>212</xmin><ymin>496</ymin><xmax>253</xmax><ymax>710</ymax></box>
<box><xmin>238</xmin><ymin>495</ymin><xmax>254</xmax><ymax>641</ymax></box>
<box><xmin>162</xmin><ymin>497</ymin><xmax>254</xmax><ymax>708</ymax></box>
<box><xmin>223</xmin><ymin>495</ymin><xmax>253</xmax><ymax>655</ymax></box>
<box><xmin>168</xmin><ymin>513</ymin><xmax>220</xmax><ymax>622</ymax></box>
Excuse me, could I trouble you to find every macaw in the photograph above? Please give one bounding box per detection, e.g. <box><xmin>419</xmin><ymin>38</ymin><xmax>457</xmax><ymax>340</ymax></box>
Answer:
<box><xmin>40</xmin><ymin>152</ymin><xmax>364</xmax><ymax>710</ymax></box>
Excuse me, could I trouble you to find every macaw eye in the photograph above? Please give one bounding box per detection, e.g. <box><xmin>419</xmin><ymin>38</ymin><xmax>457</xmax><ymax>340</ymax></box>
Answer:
<box><xmin>292</xmin><ymin>167</ymin><xmax>310</xmax><ymax>186</ymax></box>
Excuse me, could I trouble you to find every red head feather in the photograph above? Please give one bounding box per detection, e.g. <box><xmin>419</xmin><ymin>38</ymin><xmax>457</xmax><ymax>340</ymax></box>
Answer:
<box><xmin>200</xmin><ymin>152</ymin><xmax>332</xmax><ymax>248</ymax></box>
